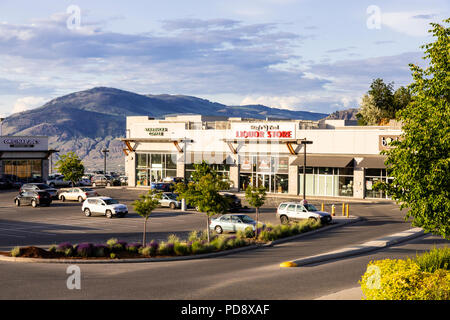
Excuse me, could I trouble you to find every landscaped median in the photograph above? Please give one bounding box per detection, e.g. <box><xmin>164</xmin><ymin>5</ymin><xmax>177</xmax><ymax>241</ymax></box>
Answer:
<box><xmin>0</xmin><ymin>219</ymin><xmax>336</xmax><ymax>263</ymax></box>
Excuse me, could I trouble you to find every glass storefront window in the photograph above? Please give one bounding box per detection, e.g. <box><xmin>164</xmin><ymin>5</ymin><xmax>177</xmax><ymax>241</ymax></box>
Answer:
<box><xmin>274</xmin><ymin>174</ymin><xmax>288</xmax><ymax>193</ymax></box>
<box><xmin>2</xmin><ymin>159</ymin><xmax>43</xmax><ymax>183</ymax></box>
<box><xmin>137</xmin><ymin>154</ymin><xmax>147</xmax><ymax>168</ymax></box>
<box><xmin>136</xmin><ymin>169</ymin><xmax>148</xmax><ymax>186</ymax></box>
<box><xmin>165</xmin><ymin>154</ymin><xmax>177</xmax><ymax>169</ymax></box>
<box><xmin>299</xmin><ymin>167</ymin><xmax>354</xmax><ymax>197</ymax></box>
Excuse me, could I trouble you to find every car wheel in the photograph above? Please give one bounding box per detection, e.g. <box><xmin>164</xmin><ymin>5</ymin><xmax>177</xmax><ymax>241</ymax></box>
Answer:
<box><xmin>308</xmin><ymin>217</ymin><xmax>318</xmax><ymax>223</ymax></box>
<box><xmin>60</xmin><ymin>195</ymin><xmax>65</xmax><ymax>202</ymax></box>
<box><xmin>15</xmin><ymin>199</ymin><xmax>20</xmax><ymax>206</ymax></box>
<box><xmin>106</xmin><ymin>210</ymin><xmax>113</xmax><ymax>219</ymax></box>
<box><xmin>31</xmin><ymin>199</ymin><xmax>37</xmax><ymax>208</ymax></box>
<box><xmin>84</xmin><ymin>208</ymin><xmax>91</xmax><ymax>217</ymax></box>
<box><xmin>78</xmin><ymin>196</ymin><xmax>83</xmax><ymax>203</ymax></box>
<box><xmin>215</xmin><ymin>226</ymin><xmax>223</xmax><ymax>234</ymax></box>
<box><xmin>280</xmin><ymin>215</ymin><xmax>289</xmax><ymax>225</ymax></box>
<box><xmin>170</xmin><ymin>202</ymin><xmax>176</xmax><ymax>210</ymax></box>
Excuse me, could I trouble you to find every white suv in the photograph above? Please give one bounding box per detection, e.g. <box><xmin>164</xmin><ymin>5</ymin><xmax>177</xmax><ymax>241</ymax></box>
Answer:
<box><xmin>82</xmin><ymin>197</ymin><xmax>128</xmax><ymax>218</ymax></box>
<box><xmin>276</xmin><ymin>201</ymin><xmax>332</xmax><ymax>225</ymax></box>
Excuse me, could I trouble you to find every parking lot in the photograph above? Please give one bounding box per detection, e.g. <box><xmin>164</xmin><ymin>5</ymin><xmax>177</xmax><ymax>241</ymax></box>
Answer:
<box><xmin>0</xmin><ymin>187</ymin><xmax>282</xmax><ymax>251</ymax></box>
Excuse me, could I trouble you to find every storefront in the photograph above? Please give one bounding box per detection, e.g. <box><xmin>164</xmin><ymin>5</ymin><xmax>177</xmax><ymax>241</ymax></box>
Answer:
<box><xmin>0</xmin><ymin>136</ymin><xmax>53</xmax><ymax>183</ymax></box>
<box><xmin>121</xmin><ymin>115</ymin><xmax>402</xmax><ymax>199</ymax></box>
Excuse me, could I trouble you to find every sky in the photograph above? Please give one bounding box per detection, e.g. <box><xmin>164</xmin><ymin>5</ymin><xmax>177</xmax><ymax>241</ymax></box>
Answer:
<box><xmin>0</xmin><ymin>0</ymin><xmax>448</xmax><ymax>117</ymax></box>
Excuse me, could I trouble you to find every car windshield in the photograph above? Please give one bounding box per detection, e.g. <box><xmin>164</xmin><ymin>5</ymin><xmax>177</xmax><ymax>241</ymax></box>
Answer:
<box><xmin>103</xmin><ymin>199</ymin><xmax>119</xmax><ymax>205</ymax></box>
<box><xmin>35</xmin><ymin>184</ymin><xmax>51</xmax><ymax>189</ymax></box>
<box><xmin>238</xmin><ymin>215</ymin><xmax>255</xmax><ymax>224</ymax></box>
<box><xmin>304</xmin><ymin>204</ymin><xmax>318</xmax><ymax>211</ymax></box>
<box><xmin>166</xmin><ymin>193</ymin><xmax>178</xmax><ymax>200</ymax></box>
<box><xmin>81</xmin><ymin>188</ymin><xmax>93</xmax><ymax>192</ymax></box>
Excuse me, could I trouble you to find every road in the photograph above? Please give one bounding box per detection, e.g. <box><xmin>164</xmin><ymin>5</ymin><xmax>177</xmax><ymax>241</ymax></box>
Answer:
<box><xmin>1</xmin><ymin>187</ymin><xmax>448</xmax><ymax>300</ymax></box>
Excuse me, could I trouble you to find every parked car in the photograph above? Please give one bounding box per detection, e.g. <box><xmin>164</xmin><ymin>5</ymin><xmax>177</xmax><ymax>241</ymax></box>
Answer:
<box><xmin>91</xmin><ymin>174</ymin><xmax>119</xmax><ymax>187</ymax></box>
<box><xmin>46</xmin><ymin>175</ymin><xmax>72</xmax><ymax>188</ymax></box>
<box><xmin>220</xmin><ymin>192</ymin><xmax>242</xmax><ymax>212</ymax></box>
<box><xmin>158</xmin><ymin>192</ymin><xmax>181</xmax><ymax>209</ymax></box>
<box><xmin>14</xmin><ymin>190</ymin><xmax>52</xmax><ymax>207</ymax></box>
<box><xmin>77</xmin><ymin>178</ymin><xmax>92</xmax><ymax>186</ymax></box>
<box><xmin>0</xmin><ymin>178</ymin><xmax>12</xmax><ymax>190</ymax></box>
<box><xmin>162</xmin><ymin>176</ymin><xmax>184</xmax><ymax>184</ymax></box>
<box><xmin>209</xmin><ymin>214</ymin><xmax>263</xmax><ymax>234</ymax></box>
<box><xmin>118</xmin><ymin>175</ymin><xmax>128</xmax><ymax>186</ymax></box>
<box><xmin>81</xmin><ymin>197</ymin><xmax>128</xmax><ymax>218</ymax></box>
<box><xmin>59</xmin><ymin>187</ymin><xmax>99</xmax><ymax>202</ymax></box>
<box><xmin>276</xmin><ymin>200</ymin><xmax>332</xmax><ymax>225</ymax></box>
<box><xmin>150</xmin><ymin>182</ymin><xmax>173</xmax><ymax>192</ymax></box>
<box><xmin>2</xmin><ymin>174</ymin><xmax>23</xmax><ymax>188</ymax></box>
<box><xmin>20</xmin><ymin>183</ymin><xmax>58</xmax><ymax>200</ymax></box>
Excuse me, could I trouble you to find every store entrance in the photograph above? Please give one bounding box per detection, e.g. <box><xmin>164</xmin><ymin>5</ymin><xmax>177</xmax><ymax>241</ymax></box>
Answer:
<box><xmin>256</xmin><ymin>173</ymin><xmax>271</xmax><ymax>192</ymax></box>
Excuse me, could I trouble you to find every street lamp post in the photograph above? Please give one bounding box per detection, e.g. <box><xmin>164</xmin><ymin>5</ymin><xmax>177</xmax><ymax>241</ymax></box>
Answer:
<box><xmin>299</xmin><ymin>139</ymin><xmax>313</xmax><ymax>201</ymax></box>
<box><xmin>102</xmin><ymin>148</ymin><xmax>110</xmax><ymax>175</ymax></box>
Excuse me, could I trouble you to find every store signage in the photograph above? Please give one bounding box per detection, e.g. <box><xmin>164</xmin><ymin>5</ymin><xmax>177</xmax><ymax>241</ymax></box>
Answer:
<box><xmin>231</xmin><ymin>123</ymin><xmax>296</xmax><ymax>140</ymax></box>
<box><xmin>3</xmin><ymin>138</ymin><xmax>39</xmax><ymax>148</ymax></box>
<box><xmin>379</xmin><ymin>135</ymin><xmax>400</xmax><ymax>151</ymax></box>
<box><xmin>145</xmin><ymin>127</ymin><xmax>168</xmax><ymax>136</ymax></box>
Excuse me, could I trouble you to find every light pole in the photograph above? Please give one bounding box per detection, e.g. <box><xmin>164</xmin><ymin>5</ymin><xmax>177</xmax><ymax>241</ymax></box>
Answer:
<box><xmin>299</xmin><ymin>139</ymin><xmax>313</xmax><ymax>201</ymax></box>
<box><xmin>102</xmin><ymin>148</ymin><xmax>110</xmax><ymax>175</ymax></box>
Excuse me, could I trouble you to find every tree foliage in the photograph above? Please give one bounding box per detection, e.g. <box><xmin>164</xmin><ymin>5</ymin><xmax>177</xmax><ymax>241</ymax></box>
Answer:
<box><xmin>54</xmin><ymin>152</ymin><xmax>85</xmax><ymax>186</ymax></box>
<box><xmin>244</xmin><ymin>185</ymin><xmax>267</xmax><ymax>238</ymax></box>
<box><xmin>357</xmin><ymin>78</ymin><xmax>412</xmax><ymax>125</ymax></box>
<box><xmin>378</xmin><ymin>18</ymin><xmax>450</xmax><ymax>239</ymax></box>
<box><xmin>132</xmin><ymin>189</ymin><xmax>162</xmax><ymax>246</ymax></box>
<box><xmin>175</xmin><ymin>161</ymin><xmax>230</xmax><ymax>243</ymax></box>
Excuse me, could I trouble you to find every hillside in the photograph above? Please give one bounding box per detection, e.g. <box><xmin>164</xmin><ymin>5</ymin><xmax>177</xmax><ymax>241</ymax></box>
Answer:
<box><xmin>2</xmin><ymin>87</ymin><xmax>329</xmax><ymax>171</ymax></box>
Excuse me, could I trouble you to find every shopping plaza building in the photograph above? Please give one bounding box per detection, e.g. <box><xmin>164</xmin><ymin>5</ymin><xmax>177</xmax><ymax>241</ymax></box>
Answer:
<box><xmin>121</xmin><ymin>115</ymin><xmax>402</xmax><ymax>199</ymax></box>
<box><xmin>0</xmin><ymin>136</ymin><xmax>53</xmax><ymax>183</ymax></box>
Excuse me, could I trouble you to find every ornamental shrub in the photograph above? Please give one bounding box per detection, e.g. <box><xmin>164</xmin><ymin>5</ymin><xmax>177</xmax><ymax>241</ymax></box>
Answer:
<box><xmin>106</xmin><ymin>238</ymin><xmax>118</xmax><ymax>248</ymax></box>
<box><xmin>174</xmin><ymin>242</ymin><xmax>189</xmax><ymax>256</ymax></box>
<box><xmin>48</xmin><ymin>244</ymin><xmax>57</xmax><ymax>253</ymax></box>
<box><xmin>93</xmin><ymin>244</ymin><xmax>108</xmax><ymax>257</ymax></box>
<box><xmin>360</xmin><ymin>256</ymin><xmax>450</xmax><ymax>300</ymax></box>
<box><xmin>57</xmin><ymin>242</ymin><xmax>73</xmax><ymax>253</ymax></box>
<box><xmin>167</xmin><ymin>234</ymin><xmax>180</xmax><ymax>244</ymax></box>
<box><xmin>76</xmin><ymin>243</ymin><xmax>94</xmax><ymax>257</ymax></box>
<box><xmin>140</xmin><ymin>246</ymin><xmax>151</xmax><ymax>257</ymax></box>
<box><xmin>10</xmin><ymin>246</ymin><xmax>21</xmax><ymax>257</ymax></box>
<box><xmin>126</xmin><ymin>243</ymin><xmax>142</xmax><ymax>254</ymax></box>
<box><xmin>188</xmin><ymin>230</ymin><xmax>200</xmax><ymax>242</ymax></box>
<box><xmin>415</xmin><ymin>246</ymin><xmax>450</xmax><ymax>272</ymax></box>
<box><xmin>190</xmin><ymin>240</ymin><xmax>206</xmax><ymax>254</ymax></box>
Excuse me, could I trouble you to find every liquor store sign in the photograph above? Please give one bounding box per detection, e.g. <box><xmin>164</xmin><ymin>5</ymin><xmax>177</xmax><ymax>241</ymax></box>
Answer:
<box><xmin>231</xmin><ymin>123</ymin><xmax>296</xmax><ymax>140</ymax></box>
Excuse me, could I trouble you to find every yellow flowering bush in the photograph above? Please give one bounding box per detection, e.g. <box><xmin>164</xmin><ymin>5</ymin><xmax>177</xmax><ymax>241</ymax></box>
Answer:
<box><xmin>360</xmin><ymin>257</ymin><xmax>450</xmax><ymax>300</ymax></box>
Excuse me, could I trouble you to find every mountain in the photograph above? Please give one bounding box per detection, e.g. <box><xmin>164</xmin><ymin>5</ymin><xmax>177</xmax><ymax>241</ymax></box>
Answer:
<box><xmin>325</xmin><ymin>108</ymin><xmax>359</xmax><ymax>120</ymax></box>
<box><xmin>2</xmin><ymin>87</ymin><xmax>328</xmax><ymax>171</ymax></box>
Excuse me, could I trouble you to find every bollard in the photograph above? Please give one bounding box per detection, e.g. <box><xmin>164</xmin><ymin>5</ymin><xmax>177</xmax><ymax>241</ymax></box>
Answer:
<box><xmin>181</xmin><ymin>198</ymin><xmax>187</xmax><ymax>211</ymax></box>
<box><xmin>321</xmin><ymin>203</ymin><xmax>324</xmax><ymax>211</ymax></box>
<box><xmin>331</xmin><ymin>204</ymin><xmax>335</xmax><ymax>216</ymax></box>
<box><xmin>346</xmin><ymin>203</ymin><xmax>349</xmax><ymax>218</ymax></box>
<box><xmin>342</xmin><ymin>203</ymin><xmax>345</xmax><ymax>216</ymax></box>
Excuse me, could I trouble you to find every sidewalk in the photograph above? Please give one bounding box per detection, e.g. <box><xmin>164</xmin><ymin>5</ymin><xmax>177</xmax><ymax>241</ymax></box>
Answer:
<box><xmin>315</xmin><ymin>287</ymin><xmax>363</xmax><ymax>300</ymax></box>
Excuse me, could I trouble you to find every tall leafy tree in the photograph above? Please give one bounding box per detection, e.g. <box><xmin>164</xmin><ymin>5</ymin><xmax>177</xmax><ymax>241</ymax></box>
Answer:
<box><xmin>378</xmin><ymin>18</ymin><xmax>450</xmax><ymax>239</ymax></box>
<box><xmin>244</xmin><ymin>185</ymin><xmax>266</xmax><ymax>239</ymax></box>
<box><xmin>55</xmin><ymin>152</ymin><xmax>85</xmax><ymax>186</ymax></box>
<box><xmin>175</xmin><ymin>161</ymin><xmax>230</xmax><ymax>243</ymax></box>
<box><xmin>132</xmin><ymin>189</ymin><xmax>162</xmax><ymax>246</ymax></box>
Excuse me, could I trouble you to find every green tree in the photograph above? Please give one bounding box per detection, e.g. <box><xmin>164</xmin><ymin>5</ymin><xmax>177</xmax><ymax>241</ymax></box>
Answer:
<box><xmin>132</xmin><ymin>189</ymin><xmax>162</xmax><ymax>246</ymax></box>
<box><xmin>357</xmin><ymin>79</ymin><xmax>411</xmax><ymax>125</ymax></box>
<box><xmin>54</xmin><ymin>152</ymin><xmax>85</xmax><ymax>186</ymax></box>
<box><xmin>244</xmin><ymin>185</ymin><xmax>266</xmax><ymax>239</ymax></box>
<box><xmin>377</xmin><ymin>18</ymin><xmax>450</xmax><ymax>239</ymax></box>
<box><xmin>175</xmin><ymin>162</ymin><xmax>230</xmax><ymax>243</ymax></box>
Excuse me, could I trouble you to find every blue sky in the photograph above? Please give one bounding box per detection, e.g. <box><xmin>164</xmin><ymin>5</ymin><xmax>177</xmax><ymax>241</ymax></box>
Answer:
<box><xmin>0</xmin><ymin>0</ymin><xmax>448</xmax><ymax>116</ymax></box>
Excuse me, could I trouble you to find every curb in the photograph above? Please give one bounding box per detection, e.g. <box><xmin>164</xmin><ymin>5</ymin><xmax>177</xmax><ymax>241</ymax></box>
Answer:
<box><xmin>280</xmin><ymin>227</ymin><xmax>425</xmax><ymax>267</ymax></box>
<box><xmin>0</xmin><ymin>217</ymin><xmax>361</xmax><ymax>264</ymax></box>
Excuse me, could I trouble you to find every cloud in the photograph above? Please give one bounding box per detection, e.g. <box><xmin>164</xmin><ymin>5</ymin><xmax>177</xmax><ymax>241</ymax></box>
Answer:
<box><xmin>381</xmin><ymin>11</ymin><xmax>443</xmax><ymax>37</ymax></box>
<box><xmin>12</xmin><ymin>96</ymin><xmax>47</xmax><ymax>114</ymax></box>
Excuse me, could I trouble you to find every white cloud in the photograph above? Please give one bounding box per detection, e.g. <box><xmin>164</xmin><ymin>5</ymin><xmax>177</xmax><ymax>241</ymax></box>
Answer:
<box><xmin>381</xmin><ymin>11</ymin><xmax>442</xmax><ymax>37</ymax></box>
<box><xmin>12</xmin><ymin>96</ymin><xmax>47</xmax><ymax>114</ymax></box>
